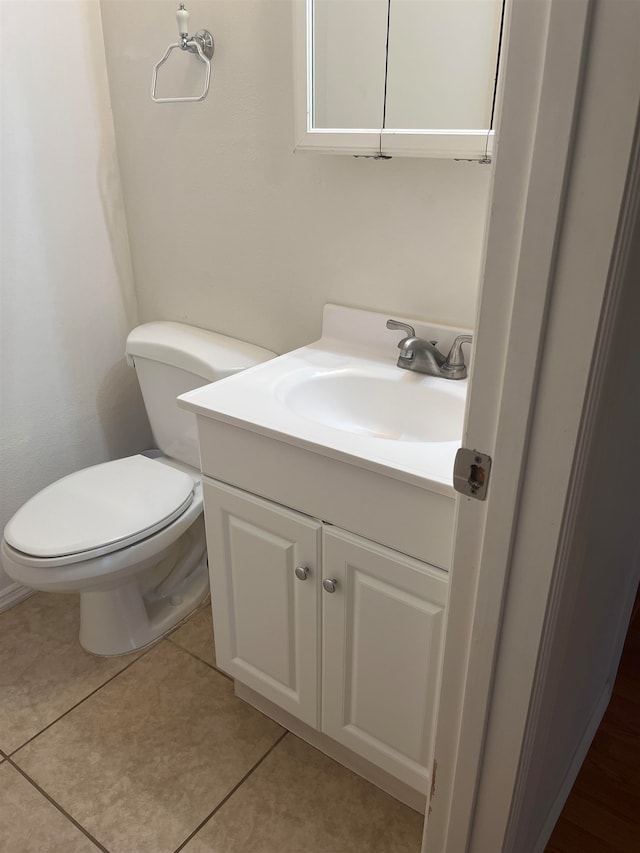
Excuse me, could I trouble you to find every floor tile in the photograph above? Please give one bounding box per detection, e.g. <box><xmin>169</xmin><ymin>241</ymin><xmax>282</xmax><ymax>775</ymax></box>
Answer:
<box><xmin>0</xmin><ymin>762</ymin><xmax>99</xmax><ymax>852</ymax></box>
<box><xmin>169</xmin><ymin>601</ymin><xmax>216</xmax><ymax>667</ymax></box>
<box><xmin>14</xmin><ymin>640</ymin><xmax>284</xmax><ymax>853</ymax></box>
<box><xmin>0</xmin><ymin>592</ymin><xmax>139</xmax><ymax>753</ymax></box>
<box><xmin>182</xmin><ymin>734</ymin><xmax>424</xmax><ymax>853</ymax></box>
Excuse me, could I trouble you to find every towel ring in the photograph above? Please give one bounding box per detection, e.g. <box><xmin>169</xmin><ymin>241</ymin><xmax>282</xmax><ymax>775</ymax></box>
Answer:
<box><xmin>151</xmin><ymin>5</ymin><xmax>214</xmax><ymax>104</ymax></box>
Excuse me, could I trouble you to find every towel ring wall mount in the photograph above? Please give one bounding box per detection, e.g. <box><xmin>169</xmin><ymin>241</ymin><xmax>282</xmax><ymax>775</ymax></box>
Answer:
<box><xmin>151</xmin><ymin>4</ymin><xmax>214</xmax><ymax>103</ymax></box>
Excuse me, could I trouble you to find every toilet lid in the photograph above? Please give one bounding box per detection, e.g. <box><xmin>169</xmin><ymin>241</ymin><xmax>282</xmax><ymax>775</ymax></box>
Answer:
<box><xmin>4</xmin><ymin>455</ymin><xmax>195</xmax><ymax>559</ymax></box>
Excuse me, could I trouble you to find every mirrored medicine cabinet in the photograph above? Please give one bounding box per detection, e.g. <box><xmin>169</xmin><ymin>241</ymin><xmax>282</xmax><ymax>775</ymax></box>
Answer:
<box><xmin>294</xmin><ymin>0</ymin><xmax>506</xmax><ymax>159</ymax></box>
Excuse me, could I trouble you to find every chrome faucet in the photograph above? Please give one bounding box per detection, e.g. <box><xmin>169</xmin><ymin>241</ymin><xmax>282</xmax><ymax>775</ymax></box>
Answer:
<box><xmin>386</xmin><ymin>320</ymin><xmax>472</xmax><ymax>380</ymax></box>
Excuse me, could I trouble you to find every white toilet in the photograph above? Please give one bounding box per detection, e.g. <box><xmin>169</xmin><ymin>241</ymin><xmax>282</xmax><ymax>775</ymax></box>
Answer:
<box><xmin>1</xmin><ymin>322</ymin><xmax>274</xmax><ymax>656</ymax></box>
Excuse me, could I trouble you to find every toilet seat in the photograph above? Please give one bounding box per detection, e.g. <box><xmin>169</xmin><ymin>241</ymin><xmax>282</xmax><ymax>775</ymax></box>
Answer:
<box><xmin>3</xmin><ymin>455</ymin><xmax>195</xmax><ymax>564</ymax></box>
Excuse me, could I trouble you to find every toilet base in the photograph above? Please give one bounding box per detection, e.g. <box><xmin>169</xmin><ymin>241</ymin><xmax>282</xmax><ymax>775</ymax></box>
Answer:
<box><xmin>79</xmin><ymin>553</ymin><xmax>209</xmax><ymax>656</ymax></box>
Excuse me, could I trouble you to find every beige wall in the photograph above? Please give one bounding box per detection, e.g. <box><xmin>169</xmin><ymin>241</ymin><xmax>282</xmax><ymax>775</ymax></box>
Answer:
<box><xmin>100</xmin><ymin>0</ymin><xmax>491</xmax><ymax>355</ymax></box>
<box><xmin>0</xmin><ymin>0</ymin><xmax>152</xmax><ymax>596</ymax></box>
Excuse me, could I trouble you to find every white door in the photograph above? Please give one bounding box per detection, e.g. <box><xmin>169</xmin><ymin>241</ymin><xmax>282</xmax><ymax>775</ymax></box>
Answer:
<box><xmin>322</xmin><ymin>527</ymin><xmax>447</xmax><ymax>793</ymax></box>
<box><xmin>202</xmin><ymin>479</ymin><xmax>321</xmax><ymax>728</ymax></box>
<box><xmin>425</xmin><ymin>1</ymin><xmax>640</xmax><ymax>851</ymax></box>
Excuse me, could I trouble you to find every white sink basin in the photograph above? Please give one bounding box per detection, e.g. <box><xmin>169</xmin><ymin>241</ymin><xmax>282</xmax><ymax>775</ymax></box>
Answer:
<box><xmin>179</xmin><ymin>305</ymin><xmax>470</xmax><ymax>495</ymax></box>
<box><xmin>277</xmin><ymin>370</ymin><xmax>465</xmax><ymax>443</ymax></box>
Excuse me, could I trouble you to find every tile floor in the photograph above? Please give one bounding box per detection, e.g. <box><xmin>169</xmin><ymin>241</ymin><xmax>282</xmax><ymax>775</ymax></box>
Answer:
<box><xmin>0</xmin><ymin>593</ymin><xmax>423</xmax><ymax>853</ymax></box>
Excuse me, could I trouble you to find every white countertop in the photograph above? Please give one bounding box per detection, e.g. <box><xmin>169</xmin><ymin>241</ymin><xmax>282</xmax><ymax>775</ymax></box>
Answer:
<box><xmin>178</xmin><ymin>305</ymin><xmax>470</xmax><ymax>497</ymax></box>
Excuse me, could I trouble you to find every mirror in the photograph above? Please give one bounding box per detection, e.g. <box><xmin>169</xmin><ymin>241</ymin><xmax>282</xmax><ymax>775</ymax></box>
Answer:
<box><xmin>294</xmin><ymin>0</ymin><xmax>505</xmax><ymax>158</ymax></box>
<box><xmin>312</xmin><ymin>1</ymin><xmax>388</xmax><ymax>130</ymax></box>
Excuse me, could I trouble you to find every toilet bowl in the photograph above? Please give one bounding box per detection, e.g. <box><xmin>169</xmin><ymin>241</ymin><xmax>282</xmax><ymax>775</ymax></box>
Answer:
<box><xmin>1</xmin><ymin>322</ymin><xmax>275</xmax><ymax>655</ymax></box>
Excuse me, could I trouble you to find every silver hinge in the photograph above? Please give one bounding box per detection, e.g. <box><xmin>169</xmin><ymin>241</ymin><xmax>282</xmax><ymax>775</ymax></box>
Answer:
<box><xmin>453</xmin><ymin>449</ymin><xmax>492</xmax><ymax>500</ymax></box>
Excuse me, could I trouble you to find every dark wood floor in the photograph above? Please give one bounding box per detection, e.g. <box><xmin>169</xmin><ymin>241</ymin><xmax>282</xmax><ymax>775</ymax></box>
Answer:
<box><xmin>545</xmin><ymin>594</ymin><xmax>640</xmax><ymax>852</ymax></box>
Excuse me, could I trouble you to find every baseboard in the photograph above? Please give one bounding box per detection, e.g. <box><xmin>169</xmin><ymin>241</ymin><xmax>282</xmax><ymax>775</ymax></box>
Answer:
<box><xmin>531</xmin><ymin>685</ymin><xmax>612</xmax><ymax>853</ymax></box>
<box><xmin>0</xmin><ymin>582</ymin><xmax>35</xmax><ymax>613</ymax></box>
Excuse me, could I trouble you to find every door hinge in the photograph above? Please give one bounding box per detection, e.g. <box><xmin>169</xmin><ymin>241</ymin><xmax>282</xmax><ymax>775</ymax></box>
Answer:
<box><xmin>430</xmin><ymin>759</ymin><xmax>438</xmax><ymax>801</ymax></box>
<box><xmin>453</xmin><ymin>448</ymin><xmax>492</xmax><ymax>500</ymax></box>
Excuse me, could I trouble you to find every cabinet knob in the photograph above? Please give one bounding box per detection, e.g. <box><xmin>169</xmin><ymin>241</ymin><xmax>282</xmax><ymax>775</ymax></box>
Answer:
<box><xmin>295</xmin><ymin>566</ymin><xmax>310</xmax><ymax>581</ymax></box>
<box><xmin>322</xmin><ymin>578</ymin><xmax>338</xmax><ymax>594</ymax></box>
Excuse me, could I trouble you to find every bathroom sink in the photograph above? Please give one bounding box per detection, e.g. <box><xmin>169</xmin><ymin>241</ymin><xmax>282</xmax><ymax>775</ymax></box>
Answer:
<box><xmin>276</xmin><ymin>370</ymin><xmax>464</xmax><ymax>443</ymax></box>
<box><xmin>178</xmin><ymin>304</ymin><xmax>470</xmax><ymax>495</ymax></box>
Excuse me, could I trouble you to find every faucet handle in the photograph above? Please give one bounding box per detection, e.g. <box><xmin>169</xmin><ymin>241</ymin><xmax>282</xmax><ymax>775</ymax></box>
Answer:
<box><xmin>445</xmin><ymin>334</ymin><xmax>473</xmax><ymax>369</ymax></box>
<box><xmin>386</xmin><ymin>319</ymin><xmax>416</xmax><ymax>346</ymax></box>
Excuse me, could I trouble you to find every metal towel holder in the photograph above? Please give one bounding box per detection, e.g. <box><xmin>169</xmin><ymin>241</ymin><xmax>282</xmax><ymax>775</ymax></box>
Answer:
<box><xmin>151</xmin><ymin>4</ymin><xmax>214</xmax><ymax>103</ymax></box>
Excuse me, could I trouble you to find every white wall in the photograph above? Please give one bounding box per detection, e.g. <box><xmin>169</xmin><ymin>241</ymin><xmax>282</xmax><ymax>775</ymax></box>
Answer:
<box><xmin>99</xmin><ymin>0</ymin><xmax>491</xmax><ymax>355</ymax></box>
<box><xmin>0</xmin><ymin>0</ymin><xmax>152</xmax><ymax>596</ymax></box>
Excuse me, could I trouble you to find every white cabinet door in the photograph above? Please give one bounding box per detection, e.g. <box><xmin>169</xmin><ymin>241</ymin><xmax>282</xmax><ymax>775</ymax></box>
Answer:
<box><xmin>203</xmin><ymin>479</ymin><xmax>321</xmax><ymax>728</ymax></box>
<box><xmin>322</xmin><ymin>527</ymin><xmax>447</xmax><ymax>793</ymax></box>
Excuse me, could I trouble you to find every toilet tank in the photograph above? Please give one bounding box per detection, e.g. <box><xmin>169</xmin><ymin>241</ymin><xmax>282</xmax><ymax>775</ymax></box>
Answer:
<box><xmin>126</xmin><ymin>322</ymin><xmax>275</xmax><ymax>469</ymax></box>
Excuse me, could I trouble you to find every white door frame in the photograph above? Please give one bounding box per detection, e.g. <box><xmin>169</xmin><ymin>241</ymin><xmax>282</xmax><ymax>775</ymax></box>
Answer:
<box><xmin>424</xmin><ymin>0</ymin><xmax>640</xmax><ymax>850</ymax></box>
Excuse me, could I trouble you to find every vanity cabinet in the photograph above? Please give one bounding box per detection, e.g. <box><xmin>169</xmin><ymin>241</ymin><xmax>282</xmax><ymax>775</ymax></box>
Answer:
<box><xmin>203</xmin><ymin>477</ymin><xmax>447</xmax><ymax>793</ymax></box>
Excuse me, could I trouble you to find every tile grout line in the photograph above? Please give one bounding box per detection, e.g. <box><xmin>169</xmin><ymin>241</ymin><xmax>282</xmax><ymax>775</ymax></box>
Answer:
<box><xmin>4</xmin><ymin>613</ymin><xmax>220</xmax><ymax>758</ymax></box>
<box><xmin>6</xmin><ymin>757</ymin><xmax>110</xmax><ymax>852</ymax></box>
<box><xmin>164</xmin><ymin>598</ymin><xmax>212</xmax><ymax>641</ymax></box>
<box><xmin>172</xmin><ymin>730</ymin><xmax>290</xmax><ymax>853</ymax></box>
<box><xmin>6</xmin><ymin>641</ymin><xmax>159</xmax><ymax>758</ymax></box>
<box><xmin>165</xmin><ymin>636</ymin><xmax>233</xmax><ymax>681</ymax></box>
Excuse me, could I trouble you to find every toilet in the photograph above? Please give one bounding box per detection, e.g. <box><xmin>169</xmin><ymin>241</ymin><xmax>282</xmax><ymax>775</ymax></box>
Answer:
<box><xmin>1</xmin><ymin>322</ymin><xmax>274</xmax><ymax>656</ymax></box>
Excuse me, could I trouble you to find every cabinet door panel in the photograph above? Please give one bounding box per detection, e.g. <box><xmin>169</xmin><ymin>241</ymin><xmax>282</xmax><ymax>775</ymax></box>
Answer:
<box><xmin>226</xmin><ymin>516</ymin><xmax>298</xmax><ymax>686</ymax></box>
<box><xmin>203</xmin><ymin>479</ymin><xmax>321</xmax><ymax>727</ymax></box>
<box><xmin>322</xmin><ymin>527</ymin><xmax>447</xmax><ymax>792</ymax></box>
